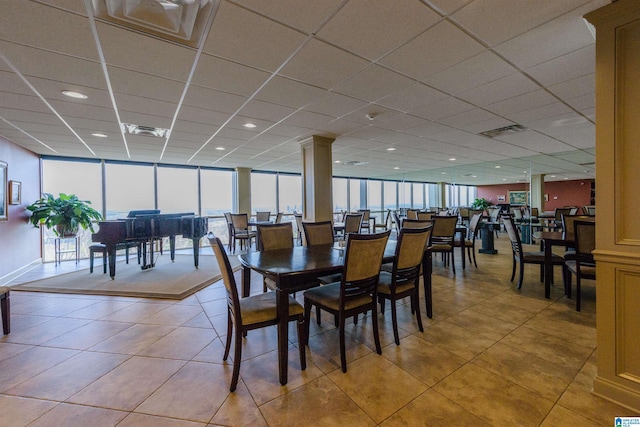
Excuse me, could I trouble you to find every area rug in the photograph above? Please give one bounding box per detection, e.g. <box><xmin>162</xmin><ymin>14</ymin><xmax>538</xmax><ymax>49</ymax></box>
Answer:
<box><xmin>12</xmin><ymin>254</ymin><xmax>240</xmax><ymax>300</ymax></box>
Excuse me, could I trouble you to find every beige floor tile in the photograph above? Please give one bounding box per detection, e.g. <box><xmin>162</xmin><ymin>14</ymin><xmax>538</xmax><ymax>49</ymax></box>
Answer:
<box><xmin>3</xmin><ymin>317</ymin><xmax>91</xmax><ymax>345</ymax></box>
<box><xmin>135</xmin><ymin>361</ymin><xmax>230</xmax><ymax>422</ymax></box>
<box><xmin>557</xmin><ymin>370</ymin><xmax>639</xmax><ymax>424</ymax></box>
<box><xmin>27</xmin><ymin>402</ymin><xmax>128</xmax><ymax>427</ymax></box>
<box><xmin>65</xmin><ymin>299</ymin><xmax>137</xmax><ymax>319</ymax></box>
<box><xmin>41</xmin><ymin>320</ymin><xmax>133</xmax><ymax>350</ymax></box>
<box><xmin>381</xmin><ymin>334</ymin><xmax>467</xmax><ymax>386</ymax></box>
<box><xmin>240</xmin><ymin>344</ymin><xmax>323</xmax><ymax>406</ymax></box>
<box><xmin>137</xmin><ymin>326</ymin><xmax>216</xmax><ymax>359</ymax></box>
<box><xmin>434</xmin><ymin>363</ymin><xmax>555</xmax><ymax>426</ymax></box>
<box><xmin>118</xmin><ymin>413</ymin><xmax>207</xmax><ymax>427</ymax></box>
<box><xmin>2</xmin><ymin>314</ymin><xmax>54</xmax><ymax>334</ymax></box>
<box><xmin>328</xmin><ymin>353</ymin><xmax>428</xmax><ymax>423</ymax></box>
<box><xmin>420</xmin><ymin>320</ymin><xmax>496</xmax><ymax>361</ymax></box>
<box><xmin>539</xmin><ymin>404</ymin><xmax>603</xmax><ymax>427</ymax></box>
<box><xmin>0</xmin><ymin>346</ymin><xmax>78</xmax><ymax>392</ymax></box>
<box><xmin>445</xmin><ymin>308</ymin><xmax>520</xmax><ymax>341</ymax></box>
<box><xmin>0</xmin><ymin>342</ymin><xmax>32</xmax><ymax>362</ymax></box>
<box><xmin>524</xmin><ymin>310</ymin><xmax>597</xmax><ymax>348</ymax></box>
<box><xmin>139</xmin><ymin>304</ymin><xmax>204</xmax><ymax>326</ymax></box>
<box><xmin>305</xmin><ymin>327</ymin><xmax>374</xmax><ymax>374</ymax></box>
<box><xmin>500</xmin><ymin>326</ymin><xmax>594</xmax><ymax>370</ymax></box>
<box><xmin>68</xmin><ymin>356</ymin><xmax>185</xmax><ymax>411</ymax></box>
<box><xmin>101</xmin><ymin>302</ymin><xmax>174</xmax><ymax>323</ymax></box>
<box><xmin>0</xmin><ymin>395</ymin><xmax>58</xmax><ymax>427</ymax></box>
<box><xmin>380</xmin><ymin>389</ymin><xmax>490</xmax><ymax>426</ymax></box>
<box><xmin>468</xmin><ymin>299</ymin><xmax>538</xmax><ymax>324</ymax></box>
<box><xmin>472</xmin><ymin>342</ymin><xmax>578</xmax><ymax>401</ymax></box>
<box><xmin>210</xmin><ymin>380</ymin><xmax>268</xmax><ymax>427</ymax></box>
<box><xmin>6</xmin><ymin>351</ymin><xmax>129</xmax><ymax>401</ymax></box>
<box><xmin>192</xmin><ymin>337</ymin><xmax>227</xmax><ymax>364</ymax></box>
<box><xmin>182</xmin><ymin>312</ymin><xmax>214</xmax><ymax>329</ymax></box>
<box><xmin>260</xmin><ymin>377</ymin><xmax>376</xmax><ymax>426</ymax></box>
<box><xmin>89</xmin><ymin>323</ymin><xmax>175</xmax><ymax>355</ymax></box>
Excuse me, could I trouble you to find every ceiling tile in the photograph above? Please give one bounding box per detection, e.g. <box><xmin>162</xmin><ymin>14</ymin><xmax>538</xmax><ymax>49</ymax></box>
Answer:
<box><xmin>333</xmin><ymin>65</ymin><xmax>415</xmax><ymax>103</ymax></box>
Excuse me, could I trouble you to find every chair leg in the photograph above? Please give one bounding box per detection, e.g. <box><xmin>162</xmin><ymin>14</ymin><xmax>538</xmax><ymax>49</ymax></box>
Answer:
<box><xmin>1</xmin><ymin>291</ymin><xmax>10</xmax><ymax>335</ymax></box>
<box><xmin>413</xmin><ymin>293</ymin><xmax>424</xmax><ymax>333</ymax></box>
<box><xmin>339</xmin><ymin>313</ymin><xmax>348</xmax><ymax>373</ymax></box>
<box><xmin>102</xmin><ymin>251</ymin><xmax>107</xmax><ymax>274</ymax></box>
<box><xmin>296</xmin><ymin>316</ymin><xmax>306</xmax><ymax>370</ymax></box>
<box><xmin>390</xmin><ymin>298</ymin><xmax>400</xmax><ymax>346</ymax></box>
<box><xmin>510</xmin><ymin>255</ymin><xmax>516</xmax><ymax>282</ymax></box>
<box><xmin>371</xmin><ymin>303</ymin><xmax>382</xmax><ymax>355</ymax></box>
<box><xmin>304</xmin><ymin>300</ymin><xmax>313</xmax><ymax>344</ymax></box>
<box><xmin>450</xmin><ymin>250</ymin><xmax>455</xmax><ymax>275</ymax></box>
<box><xmin>90</xmin><ymin>250</ymin><xmax>95</xmax><ymax>273</ymax></box>
<box><xmin>223</xmin><ymin>314</ymin><xmax>232</xmax><ymax>361</ymax></box>
<box><xmin>517</xmin><ymin>261</ymin><xmax>524</xmax><ymax>289</ymax></box>
<box><xmin>230</xmin><ymin>324</ymin><xmax>242</xmax><ymax>392</ymax></box>
<box><xmin>471</xmin><ymin>244</ymin><xmax>478</xmax><ymax>268</ymax></box>
<box><xmin>576</xmin><ymin>276</ymin><xmax>582</xmax><ymax>312</ymax></box>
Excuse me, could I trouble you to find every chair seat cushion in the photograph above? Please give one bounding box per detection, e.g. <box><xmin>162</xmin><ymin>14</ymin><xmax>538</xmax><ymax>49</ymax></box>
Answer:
<box><xmin>304</xmin><ymin>282</ymin><xmax>372</xmax><ymax>311</ymax></box>
<box><xmin>377</xmin><ymin>271</ymin><xmax>415</xmax><ymax>295</ymax></box>
<box><xmin>235</xmin><ymin>231</ymin><xmax>256</xmax><ymax>238</ymax></box>
<box><xmin>565</xmin><ymin>261</ymin><xmax>596</xmax><ymax>279</ymax></box>
<box><xmin>521</xmin><ymin>251</ymin><xmax>564</xmax><ymax>263</ymax></box>
<box><xmin>431</xmin><ymin>243</ymin><xmax>453</xmax><ymax>251</ymax></box>
<box><xmin>239</xmin><ymin>292</ymin><xmax>303</xmax><ymax>326</ymax></box>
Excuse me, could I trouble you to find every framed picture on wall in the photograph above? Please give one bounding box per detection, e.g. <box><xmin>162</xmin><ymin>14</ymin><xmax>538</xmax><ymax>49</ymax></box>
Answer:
<box><xmin>0</xmin><ymin>161</ymin><xmax>7</xmax><ymax>221</ymax></box>
<box><xmin>9</xmin><ymin>180</ymin><xmax>21</xmax><ymax>205</ymax></box>
<box><xmin>509</xmin><ymin>190</ymin><xmax>529</xmax><ymax>205</ymax></box>
<box><xmin>497</xmin><ymin>194</ymin><xmax>506</xmax><ymax>202</ymax></box>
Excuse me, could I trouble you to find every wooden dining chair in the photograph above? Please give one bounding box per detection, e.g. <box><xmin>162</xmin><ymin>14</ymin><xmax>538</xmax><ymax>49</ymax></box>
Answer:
<box><xmin>343</xmin><ymin>213</ymin><xmax>363</xmax><ymax>237</ymax></box>
<box><xmin>294</xmin><ymin>213</ymin><xmax>304</xmax><ymax>245</ymax></box>
<box><xmin>502</xmin><ymin>214</ymin><xmax>565</xmax><ymax>290</ymax></box>
<box><xmin>417</xmin><ymin>212</ymin><xmax>434</xmax><ymax>221</ymax></box>
<box><xmin>256</xmin><ymin>222</ymin><xmax>295</xmax><ymax>291</ymax></box>
<box><xmin>374</xmin><ymin>209</ymin><xmax>391</xmax><ymax>232</ymax></box>
<box><xmin>303</xmin><ymin>230</ymin><xmax>391</xmax><ymax>373</ymax></box>
<box><xmin>256</xmin><ymin>211</ymin><xmax>271</xmax><ymax>222</ymax></box>
<box><xmin>378</xmin><ymin>227</ymin><xmax>431</xmax><ymax>345</ymax></box>
<box><xmin>406</xmin><ymin>209</ymin><xmax>419</xmax><ymax>220</ymax></box>
<box><xmin>208</xmin><ymin>234</ymin><xmax>305</xmax><ymax>391</ymax></box>
<box><xmin>565</xmin><ymin>220</ymin><xmax>596</xmax><ymax>311</ymax></box>
<box><xmin>430</xmin><ymin>215</ymin><xmax>458</xmax><ymax>273</ymax></box>
<box><xmin>274</xmin><ymin>212</ymin><xmax>283</xmax><ymax>223</ymax></box>
<box><xmin>357</xmin><ymin>209</ymin><xmax>371</xmax><ymax>233</ymax></box>
<box><xmin>459</xmin><ymin>212</ymin><xmax>482</xmax><ymax>268</ymax></box>
<box><xmin>230</xmin><ymin>213</ymin><xmax>256</xmax><ymax>253</ymax></box>
<box><xmin>302</xmin><ymin>221</ymin><xmax>334</xmax><ymax>247</ymax></box>
<box><xmin>224</xmin><ymin>212</ymin><xmax>234</xmax><ymax>251</ymax></box>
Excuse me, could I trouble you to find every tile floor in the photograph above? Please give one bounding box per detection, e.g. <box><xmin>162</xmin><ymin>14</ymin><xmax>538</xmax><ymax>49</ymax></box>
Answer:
<box><xmin>1</xmin><ymin>235</ymin><xmax>637</xmax><ymax>426</ymax></box>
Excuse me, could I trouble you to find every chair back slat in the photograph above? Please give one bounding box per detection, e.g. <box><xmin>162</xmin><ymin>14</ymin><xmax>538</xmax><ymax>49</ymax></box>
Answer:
<box><xmin>257</xmin><ymin>223</ymin><xmax>294</xmax><ymax>251</ymax></box>
<box><xmin>574</xmin><ymin>220</ymin><xmax>596</xmax><ymax>263</ymax></box>
<box><xmin>302</xmin><ymin>221</ymin><xmax>334</xmax><ymax>246</ymax></box>
<box><xmin>562</xmin><ymin>215</ymin><xmax>595</xmax><ymax>241</ymax></box>
<box><xmin>342</xmin><ymin>231</ymin><xmax>390</xmax><ymax>303</ymax></box>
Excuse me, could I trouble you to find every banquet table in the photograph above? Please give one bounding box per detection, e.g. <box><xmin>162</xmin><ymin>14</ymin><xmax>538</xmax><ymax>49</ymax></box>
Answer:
<box><xmin>239</xmin><ymin>241</ymin><xmax>433</xmax><ymax>385</ymax></box>
<box><xmin>533</xmin><ymin>231</ymin><xmax>574</xmax><ymax>298</ymax></box>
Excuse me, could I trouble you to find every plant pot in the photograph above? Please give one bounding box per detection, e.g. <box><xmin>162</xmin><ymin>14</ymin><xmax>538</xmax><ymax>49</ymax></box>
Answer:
<box><xmin>56</xmin><ymin>224</ymin><xmax>78</xmax><ymax>238</ymax></box>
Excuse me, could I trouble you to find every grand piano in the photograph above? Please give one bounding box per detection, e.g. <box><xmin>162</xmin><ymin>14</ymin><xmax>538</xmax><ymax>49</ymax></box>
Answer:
<box><xmin>92</xmin><ymin>210</ymin><xmax>208</xmax><ymax>279</ymax></box>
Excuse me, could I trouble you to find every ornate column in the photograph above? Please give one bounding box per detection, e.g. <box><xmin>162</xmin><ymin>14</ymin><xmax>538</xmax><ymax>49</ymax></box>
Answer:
<box><xmin>586</xmin><ymin>0</ymin><xmax>640</xmax><ymax>412</ymax></box>
<box><xmin>300</xmin><ymin>135</ymin><xmax>334</xmax><ymax>222</ymax></box>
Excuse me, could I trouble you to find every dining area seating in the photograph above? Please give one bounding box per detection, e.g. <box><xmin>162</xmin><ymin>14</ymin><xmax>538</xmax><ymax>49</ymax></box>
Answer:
<box><xmin>229</xmin><ymin>213</ymin><xmax>257</xmax><ymax>253</ymax></box>
<box><xmin>564</xmin><ymin>220</ymin><xmax>596</xmax><ymax>311</ymax></box>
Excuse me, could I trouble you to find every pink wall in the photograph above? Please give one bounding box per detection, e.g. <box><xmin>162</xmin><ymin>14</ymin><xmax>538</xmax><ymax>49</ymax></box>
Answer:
<box><xmin>0</xmin><ymin>137</ymin><xmax>42</xmax><ymax>280</ymax></box>
<box><xmin>477</xmin><ymin>179</ymin><xmax>594</xmax><ymax>212</ymax></box>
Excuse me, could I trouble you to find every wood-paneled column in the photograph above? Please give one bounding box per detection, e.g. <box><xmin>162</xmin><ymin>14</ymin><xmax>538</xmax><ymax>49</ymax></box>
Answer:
<box><xmin>234</xmin><ymin>167</ymin><xmax>251</xmax><ymax>214</ymax></box>
<box><xmin>586</xmin><ymin>0</ymin><xmax>640</xmax><ymax>412</ymax></box>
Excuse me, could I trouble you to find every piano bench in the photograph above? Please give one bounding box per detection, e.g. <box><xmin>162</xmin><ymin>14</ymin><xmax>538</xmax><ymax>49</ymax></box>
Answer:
<box><xmin>89</xmin><ymin>243</ymin><xmax>107</xmax><ymax>274</ymax></box>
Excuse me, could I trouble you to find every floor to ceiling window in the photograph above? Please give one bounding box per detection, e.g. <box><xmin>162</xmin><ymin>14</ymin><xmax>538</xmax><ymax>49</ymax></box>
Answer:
<box><xmin>157</xmin><ymin>165</ymin><xmax>198</xmax><ymax>214</ymax></box>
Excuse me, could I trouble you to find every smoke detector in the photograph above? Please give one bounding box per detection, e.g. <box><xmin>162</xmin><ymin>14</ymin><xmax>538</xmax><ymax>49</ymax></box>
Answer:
<box><xmin>366</xmin><ymin>113</ymin><xmax>377</xmax><ymax>121</ymax></box>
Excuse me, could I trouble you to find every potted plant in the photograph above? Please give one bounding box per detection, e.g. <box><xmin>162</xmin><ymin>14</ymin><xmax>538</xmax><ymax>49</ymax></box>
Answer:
<box><xmin>470</xmin><ymin>197</ymin><xmax>491</xmax><ymax>211</ymax></box>
<box><xmin>26</xmin><ymin>193</ymin><xmax>103</xmax><ymax>237</ymax></box>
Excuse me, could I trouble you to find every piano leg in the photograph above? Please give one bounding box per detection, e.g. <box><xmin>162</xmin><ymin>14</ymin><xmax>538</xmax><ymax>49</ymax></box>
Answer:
<box><xmin>141</xmin><ymin>239</ymin><xmax>153</xmax><ymax>270</ymax></box>
<box><xmin>108</xmin><ymin>247</ymin><xmax>117</xmax><ymax>279</ymax></box>
<box><xmin>192</xmin><ymin>238</ymin><xmax>200</xmax><ymax>268</ymax></box>
<box><xmin>170</xmin><ymin>236</ymin><xmax>176</xmax><ymax>262</ymax></box>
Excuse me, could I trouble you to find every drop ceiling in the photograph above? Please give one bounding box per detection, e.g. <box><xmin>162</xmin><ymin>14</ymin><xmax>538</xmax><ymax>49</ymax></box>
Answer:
<box><xmin>0</xmin><ymin>0</ymin><xmax>607</xmax><ymax>185</ymax></box>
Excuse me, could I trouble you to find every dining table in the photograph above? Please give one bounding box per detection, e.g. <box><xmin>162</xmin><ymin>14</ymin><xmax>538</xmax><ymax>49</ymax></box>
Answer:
<box><xmin>533</xmin><ymin>230</ymin><xmax>574</xmax><ymax>298</ymax></box>
<box><xmin>239</xmin><ymin>241</ymin><xmax>433</xmax><ymax>385</ymax></box>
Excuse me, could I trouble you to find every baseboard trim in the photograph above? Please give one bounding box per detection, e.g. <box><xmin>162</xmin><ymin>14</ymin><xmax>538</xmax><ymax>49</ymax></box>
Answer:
<box><xmin>593</xmin><ymin>375</ymin><xmax>640</xmax><ymax>413</ymax></box>
<box><xmin>0</xmin><ymin>258</ymin><xmax>42</xmax><ymax>287</ymax></box>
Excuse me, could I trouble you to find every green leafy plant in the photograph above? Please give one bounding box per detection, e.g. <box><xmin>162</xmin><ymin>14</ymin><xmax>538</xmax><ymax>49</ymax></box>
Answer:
<box><xmin>26</xmin><ymin>193</ymin><xmax>103</xmax><ymax>237</ymax></box>
<box><xmin>470</xmin><ymin>197</ymin><xmax>491</xmax><ymax>211</ymax></box>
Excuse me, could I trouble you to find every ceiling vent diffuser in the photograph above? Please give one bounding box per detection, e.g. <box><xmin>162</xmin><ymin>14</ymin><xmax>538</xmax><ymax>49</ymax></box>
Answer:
<box><xmin>343</xmin><ymin>160</ymin><xmax>369</xmax><ymax>167</ymax></box>
<box><xmin>479</xmin><ymin>124</ymin><xmax>527</xmax><ymax>138</ymax></box>
<box><xmin>92</xmin><ymin>0</ymin><xmax>219</xmax><ymax>48</ymax></box>
<box><xmin>121</xmin><ymin>123</ymin><xmax>169</xmax><ymax>138</ymax></box>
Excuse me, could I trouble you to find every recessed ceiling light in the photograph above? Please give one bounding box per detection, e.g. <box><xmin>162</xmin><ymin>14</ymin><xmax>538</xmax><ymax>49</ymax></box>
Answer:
<box><xmin>215</xmin><ymin>147</ymin><xmax>225</xmax><ymax>151</ymax></box>
<box><xmin>386</xmin><ymin>147</ymin><xmax>396</xmax><ymax>151</ymax></box>
<box><xmin>472</xmin><ymin>175</ymin><xmax>477</xmax><ymax>178</ymax></box>
<box><xmin>495</xmin><ymin>165</ymin><xmax>501</xmax><ymax>168</ymax></box>
<box><xmin>62</xmin><ymin>90</ymin><xmax>88</xmax><ymax>99</ymax></box>
<box><xmin>550</xmin><ymin>175</ymin><xmax>556</xmax><ymax>178</ymax></box>
<box><xmin>243</xmin><ymin>123</ymin><xmax>256</xmax><ymax>128</ymax></box>
<box><xmin>394</xmin><ymin>167</ymin><xmax>400</xmax><ymax>170</ymax></box>
<box><xmin>91</xmin><ymin>132</ymin><xmax>108</xmax><ymax>138</ymax></box>
<box><xmin>441</xmin><ymin>172</ymin><xmax>446</xmax><ymax>175</ymax></box>
<box><xmin>523</xmin><ymin>170</ymin><xmax>527</xmax><ymax>173</ymax></box>
<box><xmin>564</xmin><ymin>177</ymin><xmax>569</xmax><ymax>180</ymax></box>
<box><xmin>449</xmin><ymin>158</ymin><xmax>456</xmax><ymax>161</ymax></box>
<box><xmin>502</xmin><ymin>178</ymin><xmax>507</xmax><ymax>181</ymax></box>
<box><xmin>334</xmin><ymin>160</ymin><xmax>341</xmax><ymax>164</ymax></box>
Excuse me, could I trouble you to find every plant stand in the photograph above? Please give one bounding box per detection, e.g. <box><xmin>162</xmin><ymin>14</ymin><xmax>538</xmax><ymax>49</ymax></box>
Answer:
<box><xmin>54</xmin><ymin>236</ymin><xmax>79</xmax><ymax>265</ymax></box>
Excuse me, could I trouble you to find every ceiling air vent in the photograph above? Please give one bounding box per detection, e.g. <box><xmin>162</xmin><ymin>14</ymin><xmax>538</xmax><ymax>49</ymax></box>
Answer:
<box><xmin>343</xmin><ymin>160</ymin><xmax>369</xmax><ymax>167</ymax></box>
<box><xmin>121</xmin><ymin>123</ymin><xmax>169</xmax><ymax>138</ymax></box>
<box><xmin>479</xmin><ymin>124</ymin><xmax>527</xmax><ymax>138</ymax></box>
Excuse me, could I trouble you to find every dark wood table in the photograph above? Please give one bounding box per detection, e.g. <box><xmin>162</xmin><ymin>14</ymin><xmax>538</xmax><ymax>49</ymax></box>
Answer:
<box><xmin>533</xmin><ymin>231</ymin><xmax>574</xmax><ymax>298</ymax></box>
<box><xmin>239</xmin><ymin>242</ymin><xmax>433</xmax><ymax>385</ymax></box>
